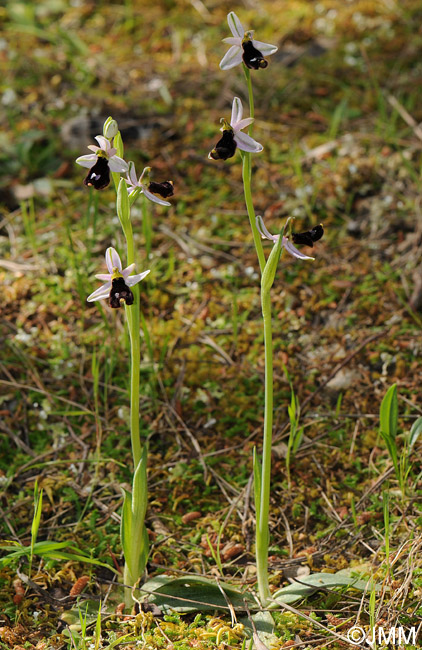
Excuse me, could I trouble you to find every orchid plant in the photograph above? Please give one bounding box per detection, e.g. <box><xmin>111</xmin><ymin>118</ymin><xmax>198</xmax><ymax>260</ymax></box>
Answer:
<box><xmin>76</xmin><ymin>116</ymin><xmax>173</xmax><ymax>606</ymax></box>
<box><xmin>210</xmin><ymin>12</ymin><xmax>324</xmax><ymax>606</ymax></box>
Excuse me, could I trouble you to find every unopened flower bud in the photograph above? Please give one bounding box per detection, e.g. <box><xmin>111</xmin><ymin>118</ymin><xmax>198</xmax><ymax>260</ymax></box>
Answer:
<box><xmin>103</xmin><ymin>118</ymin><xmax>119</xmax><ymax>139</ymax></box>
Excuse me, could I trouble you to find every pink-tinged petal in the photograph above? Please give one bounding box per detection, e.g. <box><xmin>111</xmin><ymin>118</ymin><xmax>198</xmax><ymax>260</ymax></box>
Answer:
<box><xmin>122</xmin><ymin>263</ymin><xmax>136</xmax><ymax>278</ymax></box>
<box><xmin>87</xmin><ymin>145</ymin><xmax>100</xmax><ymax>153</ymax></box>
<box><xmin>142</xmin><ymin>187</ymin><xmax>171</xmax><ymax>206</ymax></box>
<box><xmin>75</xmin><ymin>154</ymin><xmax>97</xmax><ymax>168</ymax></box>
<box><xmin>108</xmin><ymin>147</ymin><xmax>117</xmax><ymax>157</ymax></box>
<box><xmin>108</xmin><ymin>155</ymin><xmax>129</xmax><ymax>173</ymax></box>
<box><xmin>256</xmin><ymin>215</ymin><xmax>277</xmax><ymax>241</ymax></box>
<box><xmin>231</xmin><ymin>96</ymin><xmax>243</xmax><ymax>126</ymax></box>
<box><xmin>87</xmin><ymin>282</ymin><xmax>111</xmax><ymax>302</ymax></box>
<box><xmin>222</xmin><ymin>36</ymin><xmax>241</xmax><ymax>45</ymax></box>
<box><xmin>252</xmin><ymin>39</ymin><xmax>278</xmax><ymax>55</ymax></box>
<box><xmin>219</xmin><ymin>46</ymin><xmax>243</xmax><ymax>70</ymax></box>
<box><xmin>106</xmin><ymin>247</ymin><xmax>122</xmax><ymax>273</ymax></box>
<box><xmin>232</xmin><ymin>117</ymin><xmax>254</xmax><ymax>132</ymax></box>
<box><xmin>94</xmin><ymin>135</ymin><xmax>110</xmax><ymax>151</ymax></box>
<box><xmin>95</xmin><ymin>273</ymin><xmax>113</xmax><ymax>281</ymax></box>
<box><xmin>283</xmin><ymin>237</ymin><xmax>314</xmax><ymax>260</ymax></box>
<box><xmin>126</xmin><ymin>270</ymin><xmax>150</xmax><ymax>286</ymax></box>
<box><xmin>234</xmin><ymin>131</ymin><xmax>263</xmax><ymax>153</ymax></box>
<box><xmin>227</xmin><ymin>11</ymin><xmax>245</xmax><ymax>38</ymax></box>
<box><xmin>127</xmin><ymin>161</ymin><xmax>138</xmax><ymax>186</ymax></box>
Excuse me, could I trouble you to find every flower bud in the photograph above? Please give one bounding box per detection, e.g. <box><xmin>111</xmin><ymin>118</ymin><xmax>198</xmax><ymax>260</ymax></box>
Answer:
<box><xmin>103</xmin><ymin>118</ymin><xmax>119</xmax><ymax>139</ymax></box>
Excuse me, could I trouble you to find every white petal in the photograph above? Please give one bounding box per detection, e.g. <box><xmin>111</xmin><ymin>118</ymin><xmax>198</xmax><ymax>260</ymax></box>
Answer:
<box><xmin>106</xmin><ymin>247</ymin><xmax>122</xmax><ymax>273</ymax></box>
<box><xmin>75</xmin><ymin>154</ymin><xmax>97</xmax><ymax>168</ymax></box>
<box><xmin>222</xmin><ymin>37</ymin><xmax>241</xmax><ymax>45</ymax></box>
<box><xmin>283</xmin><ymin>237</ymin><xmax>314</xmax><ymax>260</ymax></box>
<box><xmin>142</xmin><ymin>188</ymin><xmax>171</xmax><ymax>207</ymax></box>
<box><xmin>87</xmin><ymin>145</ymin><xmax>100</xmax><ymax>153</ymax></box>
<box><xmin>95</xmin><ymin>273</ymin><xmax>112</xmax><ymax>281</ymax></box>
<box><xmin>126</xmin><ymin>270</ymin><xmax>150</xmax><ymax>286</ymax></box>
<box><xmin>227</xmin><ymin>12</ymin><xmax>245</xmax><ymax>38</ymax></box>
<box><xmin>234</xmin><ymin>131</ymin><xmax>263</xmax><ymax>153</ymax></box>
<box><xmin>87</xmin><ymin>282</ymin><xmax>111</xmax><ymax>302</ymax></box>
<box><xmin>256</xmin><ymin>215</ymin><xmax>276</xmax><ymax>241</ymax></box>
<box><xmin>94</xmin><ymin>135</ymin><xmax>110</xmax><ymax>151</ymax></box>
<box><xmin>108</xmin><ymin>155</ymin><xmax>129</xmax><ymax>173</ymax></box>
<box><xmin>252</xmin><ymin>39</ymin><xmax>278</xmax><ymax>56</ymax></box>
<box><xmin>219</xmin><ymin>46</ymin><xmax>243</xmax><ymax>70</ymax></box>
<box><xmin>127</xmin><ymin>161</ymin><xmax>138</xmax><ymax>186</ymax></box>
<box><xmin>232</xmin><ymin>117</ymin><xmax>254</xmax><ymax>132</ymax></box>
<box><xmin>231</xmin><ymin>96</ymin><xmax>243</xmax><ymax>126</ymax></box>
<box><xmin>122</xmin><ymin>263</ymin><xmax>136</xmax><ymax>278</ymax></box>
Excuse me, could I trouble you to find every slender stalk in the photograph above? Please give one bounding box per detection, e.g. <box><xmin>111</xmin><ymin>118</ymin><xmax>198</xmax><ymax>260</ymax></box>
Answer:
<box><xmin>255</xmin><ymin>289</ymin><xmax>273</xmax><ymax>605</ymax></box>
<box><xmin>123</xmin><ymin>217</ymin><xmax>142</xmax><ymax>469</ymax></box>
<box><xmin>242</xmin><ymin>154</ymin><xmax>266</xmax><ymax>273</ymax></box>
<box><xmin>241</xmin><ymin>65</ymin><xmax>266</xmax><ymax>273</ymax></box>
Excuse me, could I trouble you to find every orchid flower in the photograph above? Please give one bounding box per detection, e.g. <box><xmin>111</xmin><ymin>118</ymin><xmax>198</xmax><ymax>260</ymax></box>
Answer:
<box><xmin>209</xmin><ymin>97</ymin><xmax>263</xmax><ymax>160</ymax></box>
<box><xmin>87</xmin><ymin>247</ymin><xmax>150</xmax><ymax>308</ymax></box>
<box><xmin>125</xmin><ymin>163</ymin><xmax>173</xmax><ymax>206</ymax></box>
<box><xmin>220</xmin><ymin>12</ymin><xmax>278</xmax><ymax>71</ymax></box>
<box><xmin>76</xmin><ymin>135</ymin><xmax>128</xmax><ymax>190</ymax></box>
<box><xmin>256</xmin><ymin>216</ymin><xmax>316</xmax><ymax>260</ymax></box>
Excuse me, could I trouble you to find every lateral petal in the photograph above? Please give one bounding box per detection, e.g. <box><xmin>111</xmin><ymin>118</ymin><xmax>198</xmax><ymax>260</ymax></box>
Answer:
<box><xmin>122</xmin><ymin>263</ymin><xmax>136</xmax><ymax>278</ymax></box>
<box><xmin>233</xmin><ymin>117</ymin><xmax>254</xmax><ymax>132</ymax></box>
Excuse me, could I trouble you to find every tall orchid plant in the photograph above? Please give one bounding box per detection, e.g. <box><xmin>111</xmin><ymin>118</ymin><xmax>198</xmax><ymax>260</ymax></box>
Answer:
<box><xmin>210</xmin><ymin>12</ymin><xmax>324</xmax><ymax>606</ymax></box>
<box><xmin>76</xmin><ymin>117</ymin><xmax>174</xmax><ymax>604</ymax></box>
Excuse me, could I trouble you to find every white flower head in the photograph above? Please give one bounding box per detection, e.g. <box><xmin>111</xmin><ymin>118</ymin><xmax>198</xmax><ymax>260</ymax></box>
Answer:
<box><xmin>208</xmin><ymin>97</ymin><xmax>263</xmax><ymax>160</ymax></box>
<box><xmin>220</xmin><ymin>12</ymin><xmax>278</xmax><ymax>71</ymax></box>
<box><xmin>76</xmin><ymin>135</ymin><xmax>128</xmax><ymax>190</ymax></box>
<box><xmin>125</xmin><ymin>163</ymin><xmax>173</xmax><ymax>207</ymax></box>
<box><xmin>256</xmin><ymin>216</ymin><xmax>317</xmax><ymax>260</ymax></box>
<box><xmin>87</xmin><ymin>247</ymin><xmax>150</xmax><ymax>308</ymax></box>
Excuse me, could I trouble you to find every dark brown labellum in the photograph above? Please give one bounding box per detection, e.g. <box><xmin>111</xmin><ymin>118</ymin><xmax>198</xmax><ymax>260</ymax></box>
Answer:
<box><xmin>84</xmin><ymin>157</ymin><xmax>110</xmax><ymax>190</ymax></box>
<box><xmin>209</xmin><ymin>129</ymin><xmax>237</xmax><ymax>160</ymax></box>
<box><xmin>292</xmin><ymin>224</ymin><xmax>324</xmax><ymax>247</ymax></box>
<box><xmin>242</xmin><ymin>40</ymin><xmax>268</xmax><ymax>69</ymax></box>
<box><xmin>109</xmin><ymin>277</ymin><xmax>134</xmax><ymax>308</ymax></box>
<box><xmin>148</xmin><ymin>181</ymin><xmax>174</xmax><ymax>198</ymax></box>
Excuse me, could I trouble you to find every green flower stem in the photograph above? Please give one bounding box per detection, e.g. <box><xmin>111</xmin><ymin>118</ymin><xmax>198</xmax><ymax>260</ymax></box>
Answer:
<box><xmin>124</xmin><ymin>219</ymin><xmax>142</xmax><ymax>469</ymax></box>
<box><xmin>255</xmin><ymin>288</ymin><xmax>273</xmax><ymax>605</ymax></box>
<box><xmin>117</xmin><ymin>177</ymin><xmax>142</xmax><ymax>469</ymax></box>
<box><xmin>241</xmin><ymin>65</ymin><xmax>265</xmax><ymax>273</ymax></box>
<box><xmin>242</xmin><ymin>153</ymin><xmax>265</xmax><ymax>274</ymax></box>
